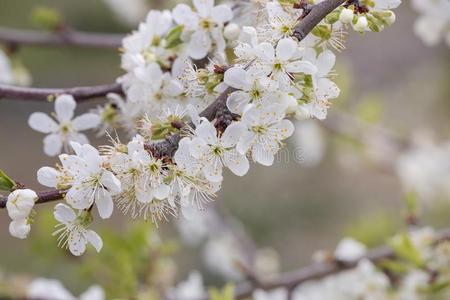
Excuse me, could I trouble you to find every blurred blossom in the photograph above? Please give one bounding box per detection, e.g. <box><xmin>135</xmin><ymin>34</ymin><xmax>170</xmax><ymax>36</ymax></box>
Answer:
<box><xmin>175</xmin><ymin>207</ymin><xmax>220</xmax><ymax>246</ymax></box>
<box><xmin>411</xmin><ymin>0</ymin><xmax>450</xmax><ymax>47</ymax></box>
<box><xmin>203</xmin><ymin>232</ymin><xmax>245</xmax><ymax>280</ymax></box>
<box><xmin>395</xmin><ymin>137</ymin><xmax>450</xmax><ymax>202</ymax></box>
<box><xmin>169</xmin><ymin>271</ymin><xmax>205</xmax><ymax>300</ymax></box>
<box><xmin>102</xmin><ymin>0</ymin><xmax>148</xmax><ymax>26</ymax></box>
<box><xmin>27</xmin><ymin>278</ymin><xmax>104</xmax><ymax>300</ymax></box>
<box><xmin>253</xmin><ymin>288</ymin><xmax>288</xmax><ymax>300</ymax></box>
<box><xmin>293</xmin><ymin>120</ymin><xmax>325</xmax><ymax>168</ymax></box>
<box><xmin>254</xmin><ymin>247</ymin><xmax>281</xmax><ymax>279</ymax></box>
<box><xmin>334</xmin><ymin>238</ymin><xmax>367</xmax><ymax>263</ymax></box>
<box><xmin>0</xmin><ymin>49</ymin><xmax>14</xmax><ymax>84</ymax></box>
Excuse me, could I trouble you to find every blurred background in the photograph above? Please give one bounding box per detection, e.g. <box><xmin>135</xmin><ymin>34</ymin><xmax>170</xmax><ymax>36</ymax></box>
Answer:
<box><xmin>0</xmin><ymin>0</ymin><xmax>449</xmax><ymax>297</ymax></box>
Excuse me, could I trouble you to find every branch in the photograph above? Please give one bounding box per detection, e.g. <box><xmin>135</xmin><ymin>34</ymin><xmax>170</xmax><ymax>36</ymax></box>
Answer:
<box><xmin>0</xmin><ymin>189</ymin><xmax>64</xmax><ymax>208</ymax></box>
<box><xmin>202</xmin><ymin>227</ymin><xmax>450</xmax><ymax>300</ymax></box>
<box><xmin>0</xmin><ymin>27</ymin><xmax>123</xmax><ymax>49</ymax></box>
<box><xmin>0</xmin><ymin>82</ymin><xmax>123</xmax><ymax>101</ymax></box>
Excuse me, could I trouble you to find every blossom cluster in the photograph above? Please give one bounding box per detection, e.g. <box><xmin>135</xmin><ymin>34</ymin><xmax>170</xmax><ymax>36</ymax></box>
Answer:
<box><xmin>14</xmin><ymin>0</ymin><xmax>401</xmax><ymax>256</ymax></box>
<box><xmin>170</xmin><ymin>227</ymin><xmax>450</xmax><ymax>300</ymax></box>
<box><xmin>411</xmin><ymin>0</ymin><xmax>450</xmax><ymax>47</ymax></box>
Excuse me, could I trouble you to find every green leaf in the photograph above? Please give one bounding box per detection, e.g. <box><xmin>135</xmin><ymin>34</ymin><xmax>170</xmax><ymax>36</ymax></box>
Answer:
<box><xmin>31</xmin><ymin>6</ymin><xmax>62</xmax><ymax>31</ymax></box>
<box><xmin>389</xmin><ymin>233</ymin><xmax>425</xmax><ymax>267</ymax></box>
<box><xmin>378</xmin><ymin>258</ymin><xmax>411</xmax><ymax>274</ymax></box>
<box><xmin>209</xmin><ymin>284</ymin><xmax>235</xmax><ymax>300</ymax></box>
<box><xmin>165</xmin><ymin>25</ymin><xmax>184</xmax><ymax>49</ymax></box>
<box><xmin>0</xmin><ymin>169</ymin><xmax>15</xmax><ymax>192</ymax></box>
<box><xmin>325</xmin><ymin>11</ymin><xmax>340</xmax><ymax>24</ymax></box>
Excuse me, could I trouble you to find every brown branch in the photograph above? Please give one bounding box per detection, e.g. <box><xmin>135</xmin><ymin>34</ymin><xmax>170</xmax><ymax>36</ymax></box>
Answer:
<box><xmin>0</xmin><ymin>27</ymin><xmax>123</xmax><ymax>49</ymax></box>
<box><xmin>0</xmin><ymin>82</ymin><xmax>123</xmax><ymax>101</ymax></box>
<box><xmin>0</xmin><ymin>189</ymin><xmax>65</xmax><ymax>208</ymax></box>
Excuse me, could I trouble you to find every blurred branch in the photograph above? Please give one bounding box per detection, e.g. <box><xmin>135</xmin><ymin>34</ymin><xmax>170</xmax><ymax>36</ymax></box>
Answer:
<box><xmin>0</xmin><ymin>82</ymin><xmax>122</xmax><ymax>101</ymax></box>
<box><xmin>0</xmin><ymin>27</ymin><xmax>123</xmax><ymax>49</ymax></box>
<box><xmin>200</xmin><ymin>228</ymin><xmax>450</xmax><ymax>299</ymax></box>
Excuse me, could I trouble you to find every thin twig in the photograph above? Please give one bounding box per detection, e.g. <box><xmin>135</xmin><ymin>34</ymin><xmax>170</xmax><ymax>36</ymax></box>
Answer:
<box><xmin>0</xmin><ymin>82</ymin><xmax>123</xmax><ymax>101</ymax></box>
<box><xmin>0</xmin><ymin>27</ymin><xmax>123</xmax><ymax>49</ymax></box>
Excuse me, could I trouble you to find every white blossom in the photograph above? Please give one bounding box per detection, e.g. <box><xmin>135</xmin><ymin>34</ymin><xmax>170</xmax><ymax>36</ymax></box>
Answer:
<box><xmin>172</xmin><ymin>0</ymin><xmax>233</xmax><ymax>59</ymax></box>
<box><xmin>237</xmin><ymin>104</ymin><xmax>294</xmax><ymax>166</ymax></box>
<box><xmin>53</xmin><ymin>203</ymin><xmax>103</xmax><ymax>256</ymax></box>
<box><xmin>28</xmin><ymin>94</ymin><xmax>100</xmax><ymax>156</ymax></box>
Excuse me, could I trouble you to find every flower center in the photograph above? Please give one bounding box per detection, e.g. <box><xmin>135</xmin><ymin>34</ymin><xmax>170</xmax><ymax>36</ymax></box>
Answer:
<box><xmin>200</xmin><ymin>19</ymin><xmax>212</xmax><ymax>29</ymax></box>
<box><xmin>252</xmin><ymin>125</ymin><xmax>267</xmax><ymax>134</ymax></box>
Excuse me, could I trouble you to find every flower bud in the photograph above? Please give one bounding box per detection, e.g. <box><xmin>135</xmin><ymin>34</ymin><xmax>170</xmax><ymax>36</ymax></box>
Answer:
<box><xmin>339</xmin><ymin>8</ymin><xmax>354</xmax><ymax>24</ymax></box>
<box><xmin>385</xmin><ymin>11</ymin><xmax>396</xmax><ymax>26</ymax></box>
<box><xmin>353</xmin><ymin>16</ymin><xmax>368</xmax><ymax>32</ymax></box>
<box><xmin>9</xmin><ymin>218</ymin><xmax>31</xmax><ymax>239</ymax></box>
<box><xmin>6</xmin><ymin>189</ymin><xmax>37</xmax><ymax>220</ymax></box>
<box><xmin>224</xmin><ymin>23</ymin><xmax>240</xmax><ymax>41</ymax></box>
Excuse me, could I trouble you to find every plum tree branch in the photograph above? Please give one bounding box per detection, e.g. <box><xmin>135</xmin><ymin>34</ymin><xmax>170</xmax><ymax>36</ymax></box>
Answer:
<box><xmin>0</xmin><ymin>82</ymin><xmax>123</xmax><ymax>102</ymax></box>
<box><xmin>0</xmin><ymin>27</ymin><xmax>123</xmax><ymax>49</ymax></box>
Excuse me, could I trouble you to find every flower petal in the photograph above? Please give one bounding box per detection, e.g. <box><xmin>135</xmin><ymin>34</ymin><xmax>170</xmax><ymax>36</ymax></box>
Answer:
<box><xmin>224</xmin><ymin>151</ymin><xmax>249</xmax><ymax>176</ymax></box>
<box><xmin>172</xmin><ymin>4</ymin><xmax>198</xmax><ymax>28</ymax></box>
<box><xmin>193</xmin><ymin>0</ymin><xmax>214</xmax><ymax>18</ymax></box>
<box><xmin>55</xmin><ymin>94</ymin><xmax>76</xmax><ymax>122</ymax></box>
<box><xmin>28</xmin><ymin>112</ymin><xmax>58</xmax><ymax>133</ymax></box>
<box><xmin>95</xmin><ymin>191</ymin><xmax>114</xmax><ymax>219</ymax></box>
<box><xmin>9</xmin><ymin>218</ymin><xmax>31</xmax><ymax>239</ymax></box>
<box><xmin>37</xmin><ymin>166</ymin><xmax>59</xmax><ymax>188</ymax></box>
<box><xmin>100</xmin><ymin>171</ymin><xmax>122</xmax><ymax>195</ymax></box>
<box><xmin>68</xmin><ymin>229</ymin><xmax>87</xmax><ymax>256</ymax></box>
<box><xmin>43</xmin><ymin>133</ymin><xmax>63</xmax><ymax>156</ymax></box>
<box><xmin>211</xmin><ymin>4</ymin><xmax>233</xmax><ymax>23</ymax></box>
<box><xmin>224</xmin><ymin>67</ymin><xmax>249</xmax><ymax>90</ymax></box>
<box><xmin>221</xmin><ymin>122</ymin><xmax>244</xmax><ymax>148</ymax></box>
<box><xmin>276</xmin><ymin>38</ymin><xmax>297</xmax><ymax>61</ymax></box>
<box><xmin>72</xmin><ymin>113</ymin><xmax>101</xmax><ymax>131</ymax></box>
<box><xmin>187</xmin><ymin>30</ymin><xmax>211</xmax><ymax>59</ymax></box>
<box><xmin>54</xmin><ymin>203</ymin><xmax>77</xmax><ymax>224</ymax></box>
<box><xmin>286</xmin><ymin>60</ymin><xmax>317</xmax><ymax>74</ymax></box>
<box><xmin>85</xmin><ymin>230</ymin><xmax>103</xmax><ymax>253</ymax></box>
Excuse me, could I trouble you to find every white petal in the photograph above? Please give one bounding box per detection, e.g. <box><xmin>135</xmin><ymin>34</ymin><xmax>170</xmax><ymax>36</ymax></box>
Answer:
<box><xmin>172</xmin><ymin>4</ymin><xmax>198</xmax><ymax>28</ymax></box>
<box><xmin>224</xmin><ymin>151</ymin><xmax>249</xmax><ymax>176</ymax></box>
<box><xmin>79</xmin><ymin>285</ymin><xmax>105</xmax><ymax>300</ymax></box>
<box><xmin>221</xmin><ymin>122</ymin><xmax>244</xmax><ymax>148</ymax></box>
<box><xmin>37</xmin><ymin>167</ymin><xmax>59</xmax><ymax>187</ymax></box>
<box><xmin>193</xmin><ymin>0</ymin><xmax>213</xmax><ymax>18</ymax></box>
<box><xmin>95</xmin><ymin>191</ymin><xmax>114</xmax><ymax>219</ymax></box>
<box><xmin>100</xmin><ymin>171</ymin><xmax>122</xmax><ymax>195</ymax></box>
<box><xmin>237</xmin><ymin>131</ymin><xmax>255</xmax><ymax>154</ymax></box>
<box><xmin>187</xmin><ymin>31</ymin><xmax>211</xmax><ymax>59</ymax></box>
<box><xmin>66</xmin><ymin>186</ymin><xmax>94</xmax><ymax>210</ymax></box>
<box><xmin>54</xmin><ymin>203</ymin><xmax>77</xmax><ymax>224</ymax></box>
<box><xmin>251</xmin><ymin>143</ymin><xmax>275</xmax><ymax>166</ymax></box>
<box><xmin>224</xmin><ymin>67</ymin><xmax>249</xmax><ymax>90</ymax></box>
<box><xmin>255</xmin><ymin>42</ymin><xmax>275</xmax><ymax>62</ymax></box>
<box><xmin>9</xmin><ymin>218</ymin><xmax>31</xmax><ymax>239</ymax></box>
<box><xmin>43</xmin><ymin>134</ymin><xmax>63</xmax><ymax>156</ymax></box>
<box><xmin>85</xmin><ymin>230</ymin><xmax>103</xmax><ymax>253</ymax></box>
<box><xmin>72</xmin><ymin>113</ymin><xmax>101</xmax><ymax>131</ymax></box>
<box><xmin>271</xmin><ymin>119</ymin><xmax>294</xmax><ymax>140</ymax></box>
<box><xmin>203</xmin><ymin>159</ymin><xmax>223</xmax><ymax>182</ymax></box>
<box><xmin>276</xmin><ymin>38</ymin><xmax>297</xmax><ymax>61</ymax></box>
<box><xmin>286</xmin><ymin>60</ymin><xmax>317</xmax><ymax>74</ymax></box>
<box><xmin>227</xmin><ymin>91</ymin><xmax>250</xmax><ymax>114</ymax></box>
<box><xmin>211</xmin><ymin>4</ymin><xmax>233</xmax><ymax>23</ymax></box>
<box><xmin>317</xmin><ymin>50</ymin><xmax>336</xmax><ymax>77</ymax></box>
<box><xmin>316</xmin><ymin>78</ymin><xmax>340</xmax><ymax>100</ymax></box>
<box><xmin>68</xmin><ymin>229</ymin><xmax>87</xmax><ymax>256</ymax></box>
<box><xmin>28</xmin><ymin>112</ymin><xmax>58</xmax><ymax>133</ymax></box>
<box><xmin>154</xmin><ymin>184</ymin><xmax>170</xmax><ymax>200</ymax></box>
<box><xmin>55</xmin><ymin>94</ymin><xmax>76</xmax><ymax>122</ymax></box>
<box><xmin>195</xmin><ymin>120</ymin><xmax>218</xmax><ymax>145</ymax></box>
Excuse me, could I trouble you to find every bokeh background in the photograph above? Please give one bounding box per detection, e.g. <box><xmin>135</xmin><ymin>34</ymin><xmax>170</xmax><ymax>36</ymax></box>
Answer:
<box><xmin>0</xmin><ymin>0</ymin><xmax>449</xmax><ymax>296</ymax></box>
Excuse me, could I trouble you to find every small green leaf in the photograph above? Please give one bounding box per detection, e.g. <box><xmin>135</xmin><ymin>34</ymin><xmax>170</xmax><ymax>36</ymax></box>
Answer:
<box><xmin>0</xmin><ymin>169</ymin><xmax>15</xmax><ymax>192</ymax></box>
<box><xmin>31</xmin><ymin>6</ymin><xmax>62</xmax><ymax>31</ymax></box>
<box><xmin>389</xmin><ymin>233</ymin><xmax>425</xmax><ymax>267</ymax></box>
<box><xmin>378</xmin><ymin>258</ymin><xmax>410</xmax><ymax>274</ymax></box>
<box><xmin>165</xmin><ymin>25</ymin><xmax>184</xmax><ymax>49</ymax></box>
<box><xmin>325</xmin><ymin>11</ymin><xmax>340</xmax><ymax>24</ymax></box>
<box><xmin>209</xmin><ymin>284</ymin><xmax>235</xmax><ymax>300</ymax></box>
